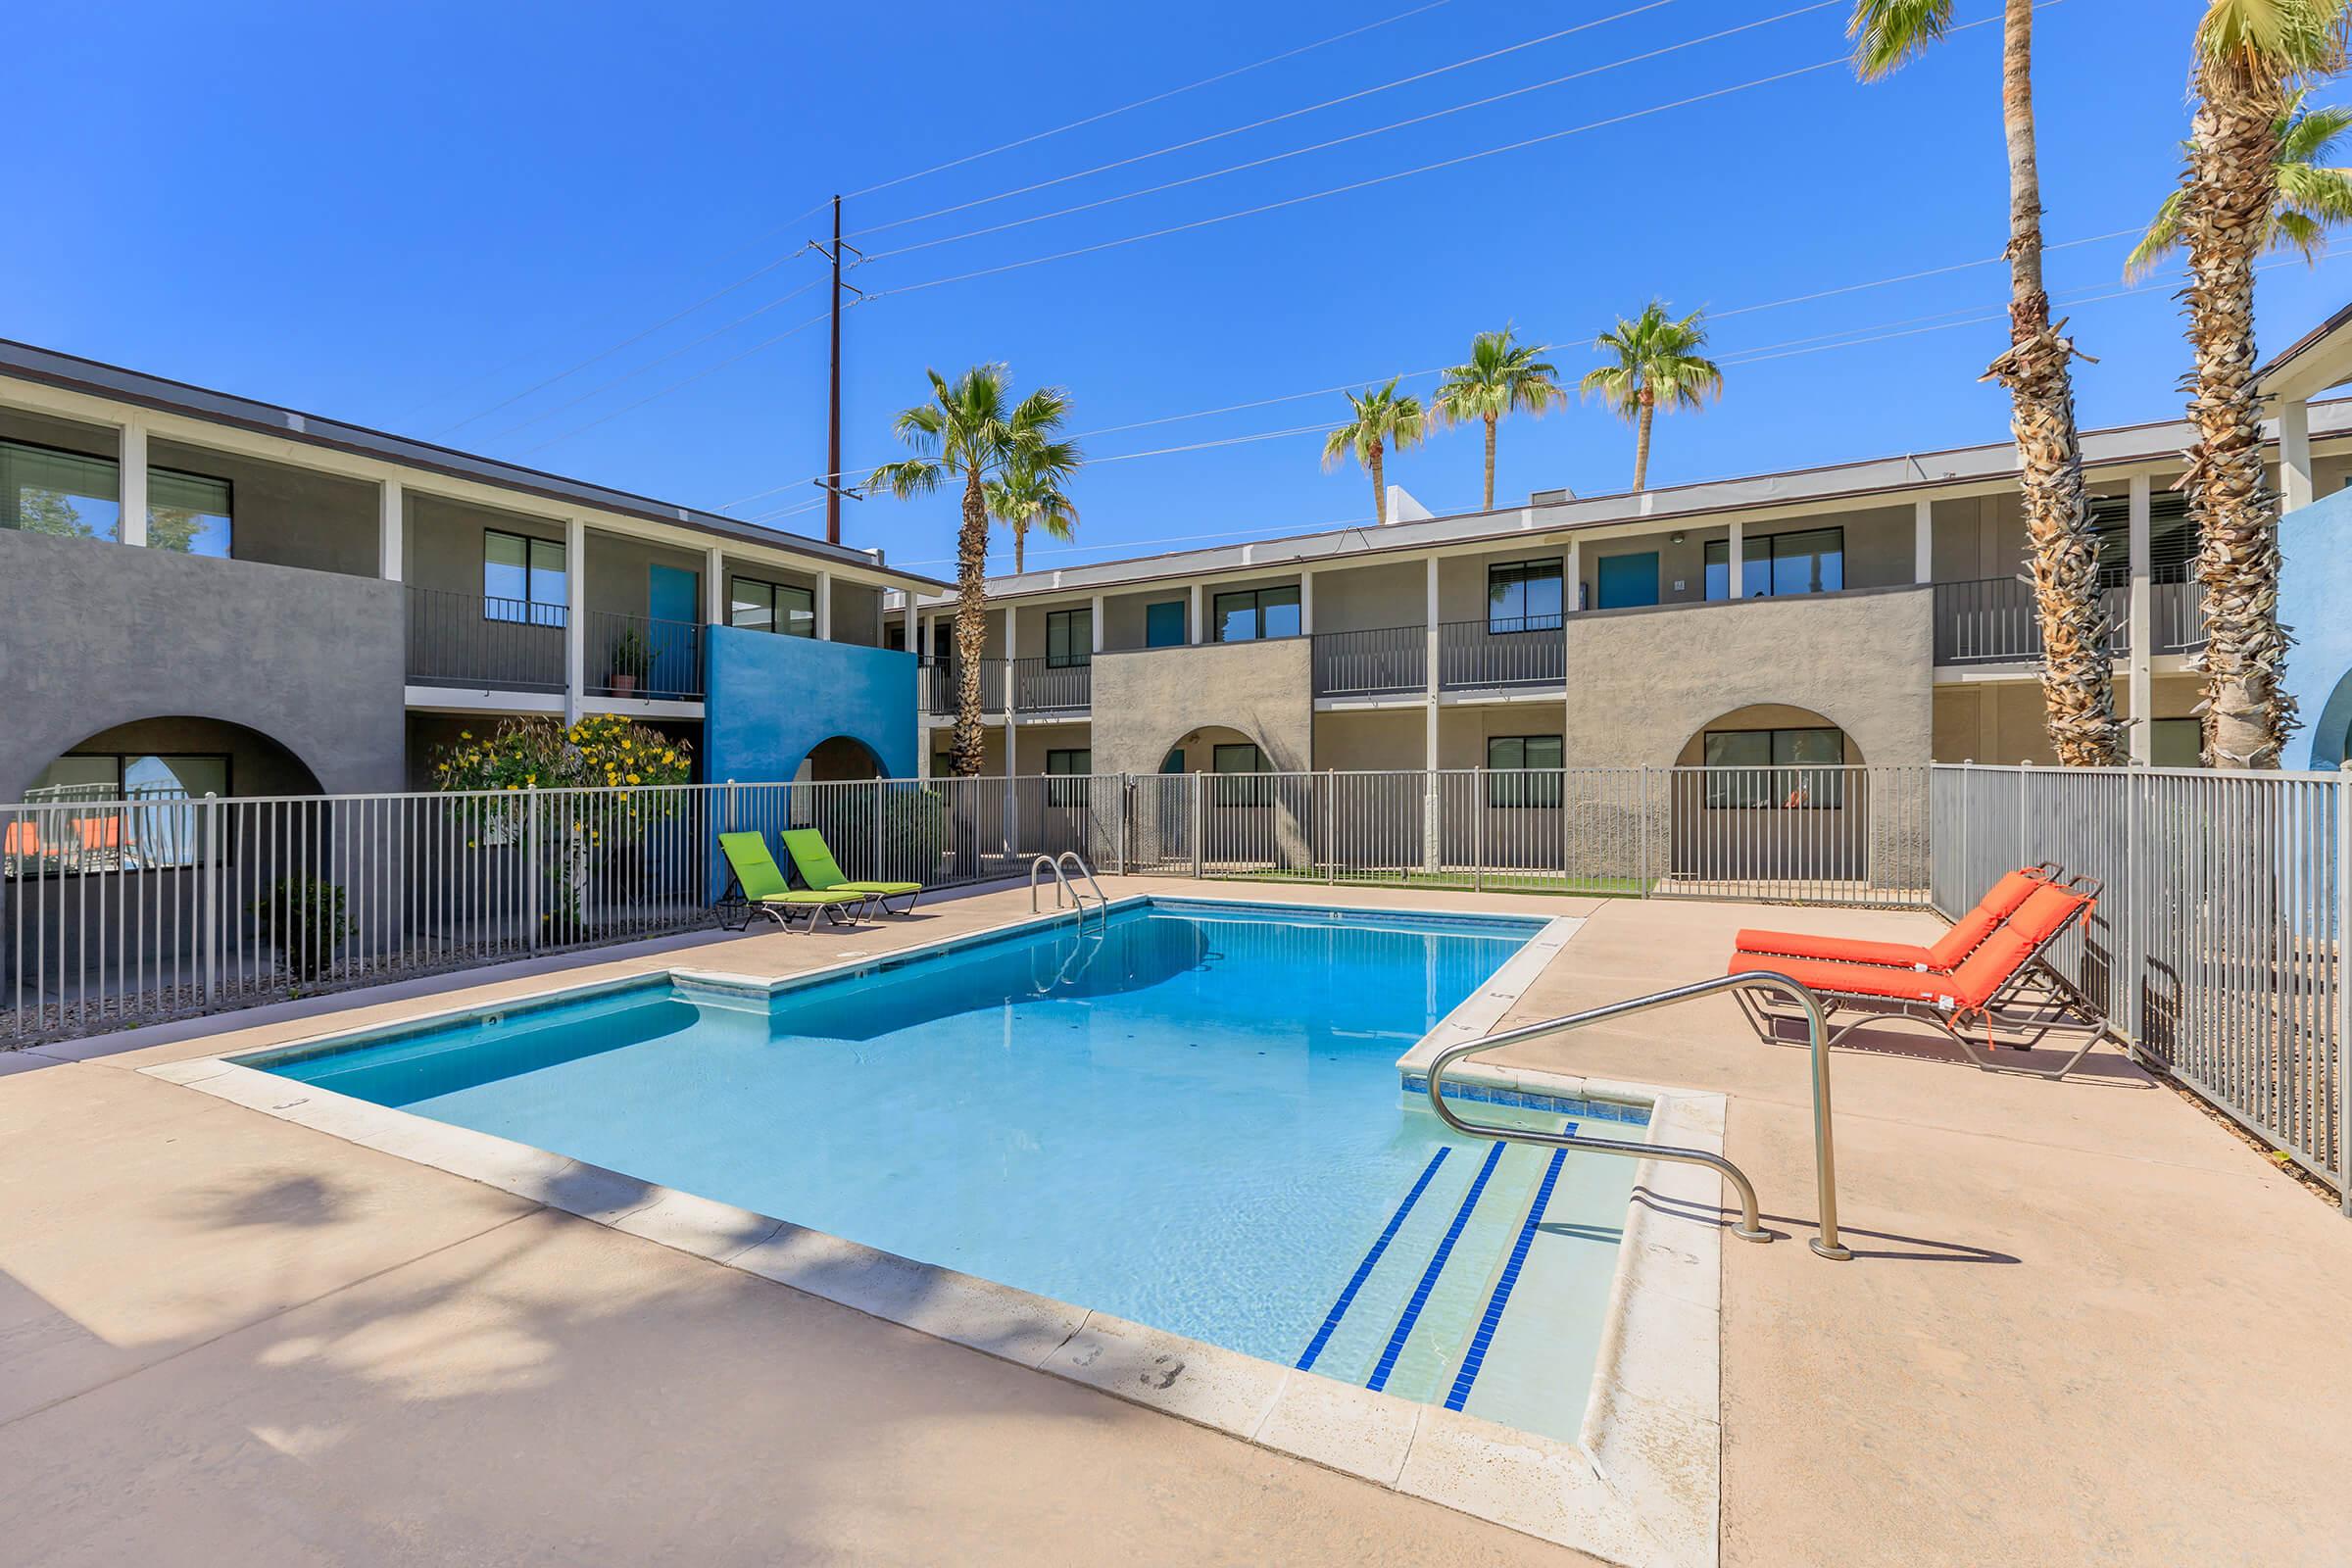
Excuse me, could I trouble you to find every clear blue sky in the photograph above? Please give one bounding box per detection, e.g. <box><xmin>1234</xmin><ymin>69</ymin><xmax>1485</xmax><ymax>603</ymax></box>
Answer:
<box><xmin>11</xmin><ymin>0</ymin><xmax>2346</xmax><ymax>575</ymax></box>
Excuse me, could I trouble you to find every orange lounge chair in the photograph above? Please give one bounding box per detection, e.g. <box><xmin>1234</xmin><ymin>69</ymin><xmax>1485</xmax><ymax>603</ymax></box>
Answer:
<box><xmin>1729</xmin><ymin>877</ymin><xmax>2107</xmax><ymax>1078</ymax></box>
<box><xmin>1732</xmin><ymin>863</ymin><xmax>2059</xmax><ymax>974</ymax></box>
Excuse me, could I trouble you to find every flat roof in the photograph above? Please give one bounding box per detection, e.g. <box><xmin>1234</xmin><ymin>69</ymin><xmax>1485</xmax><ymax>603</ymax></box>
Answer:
<box><xmin>922</xmin><ymin>392</ymin><xmax>2352</xmax><ymax>607</ymax></box>
<box><xmin>0</xmin><ymin>338</ymin><xmax>949</xmax><ymax>590</ymax></box>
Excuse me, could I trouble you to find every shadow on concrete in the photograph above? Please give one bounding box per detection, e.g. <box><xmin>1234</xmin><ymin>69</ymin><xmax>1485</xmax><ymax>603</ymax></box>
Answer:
<box><xmin>1632</xmin><ymin>1185</ymin><xmax>2020</xmax><ymax>1266</ymax></box>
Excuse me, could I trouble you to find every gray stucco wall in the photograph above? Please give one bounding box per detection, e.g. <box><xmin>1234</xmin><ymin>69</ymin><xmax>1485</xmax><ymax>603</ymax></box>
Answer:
<box><xmin>0</xmin><ymin>529</ymin><xmax>408</xmax><ymax>801</ymax></box>
<box><xmin>1090</xmin><ymin>636</ymin><xmax>1313</xmax><ymax>779</ymax></box>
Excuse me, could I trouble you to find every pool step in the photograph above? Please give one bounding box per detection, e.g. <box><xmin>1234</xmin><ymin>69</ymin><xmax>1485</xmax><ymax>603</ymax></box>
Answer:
<box><xmin>1296</xmin><ymin>1119</ymin><xmax>1576</xmax><ymax>1405</ymax></box>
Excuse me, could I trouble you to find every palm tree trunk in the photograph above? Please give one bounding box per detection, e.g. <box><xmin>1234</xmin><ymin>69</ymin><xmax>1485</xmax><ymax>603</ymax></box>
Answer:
<box><xmin>2182</xmin><ymin>50</ymin><xmax>2296</xmax><ymax>767</ymax></box>
<box><xmin>952</xmin><ymin>468</ymin><xmax>990</xmax><ymax>776</ymax></box>
<box><xmin>1370</xmin><ymin>442</ymin><xmax>1387</xmax><ymax>526</ymax></box>
<box><xmin>1632</xmin><ymin>395</ymin><xmax>1653</xmax><ymax>490</ymax></box>
<box><xmin>1981</xmin><ymin>0</ymin><xmax>2118</xmax><ymax>766</ymax></box>
<box><xmin>1482</xmin><ymin>415</ymin><xmax>1497</xmax><ymax>511</ymax></box>
<box><xmin>1013</xmin><ymin>517</ymin><xmax>1028</xmax><ymax>574</ymax></box>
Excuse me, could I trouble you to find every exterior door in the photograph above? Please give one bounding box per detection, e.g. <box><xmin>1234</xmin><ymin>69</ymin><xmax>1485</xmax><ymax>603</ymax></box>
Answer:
<box><xmin>647</xmin><ymin>564</ymin><xmax>699</xmax><ymax>698</ymax></box>
<box><xmin>1146</xmin><ymin>601</ymin><xmax>1187</xmax><ymax>647</ymax></box>
<box><xmin>1595</xmin><ymin>552</ymin><xmax>1660</xmax><ymax>610</ymax></box>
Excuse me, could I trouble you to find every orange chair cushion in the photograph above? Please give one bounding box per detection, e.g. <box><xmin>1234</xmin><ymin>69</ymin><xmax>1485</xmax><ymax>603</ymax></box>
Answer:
<box><xmin>1734</xmin><ymin>867</ymin><xmax>2051</xmax><ymax>972</ymax></box>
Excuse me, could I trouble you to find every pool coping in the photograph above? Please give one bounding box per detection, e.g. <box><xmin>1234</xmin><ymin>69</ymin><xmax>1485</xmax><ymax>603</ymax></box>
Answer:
<box><xmin>140</xmin><ymin>894</ymin><xmax>1723</xmax><ymax>1567</ymax></box>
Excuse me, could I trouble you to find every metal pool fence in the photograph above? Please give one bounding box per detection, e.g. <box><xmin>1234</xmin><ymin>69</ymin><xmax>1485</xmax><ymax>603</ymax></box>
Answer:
<box><xmin>1934</xmin><ymin>762</ymin><xmax>2348</xmax><ymax>1204</ymax></box>
<box><xmin>8</xmin><ymin>760</ymin><xmax>2348</xmax><ymax>1213</ymax></box>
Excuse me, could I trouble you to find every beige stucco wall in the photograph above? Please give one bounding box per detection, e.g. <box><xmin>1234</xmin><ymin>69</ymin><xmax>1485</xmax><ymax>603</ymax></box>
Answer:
<box><xmin>1314</xmin><ymin>708</ymin><xmax>1427</xmax><ymax>769</ymax></box>
<box><xmin>1313</xmin><ymin>559</ymin><xmax>1424</xmax><ymax>634</ymax></box>
<box><xmin>1932</xmin><ymin>673</ymin><xmax>2204</xmax><ymax>764</ymax></box>
<box><xmin>1090</xmin><ymin>637</ymin><xmax>1312</xmax><ymax>779</ymax></box>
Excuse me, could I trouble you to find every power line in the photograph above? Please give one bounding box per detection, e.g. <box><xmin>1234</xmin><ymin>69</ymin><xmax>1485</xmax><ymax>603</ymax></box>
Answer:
<box><xmin>850</xmin><ymin>0</ymin><xmax>1681</xmax><ymax>244</ymax></box>
<box><xmin>841</xmin><ymin>0</ymin><xmax>1456</xmax><ymax>204</ymax></box>
<box><xmin>512</xmin><ymin>307</ymin><xmax>837</xmax><ymax>458</ymax></box>
<box><xmin>861</xmin><ymin>2</ymin><xmax>1838</xmax><ymax>268</ymax></box>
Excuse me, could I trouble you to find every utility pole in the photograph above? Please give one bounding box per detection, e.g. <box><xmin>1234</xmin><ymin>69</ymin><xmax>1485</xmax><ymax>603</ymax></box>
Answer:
<box><xmin>815</xmin><ymin>194</ymin><xmax>864</xmax><ymax>545</ymax></box>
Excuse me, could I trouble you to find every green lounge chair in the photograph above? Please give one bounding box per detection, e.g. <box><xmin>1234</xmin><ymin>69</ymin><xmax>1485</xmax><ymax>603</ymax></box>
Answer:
<box><xmin>780</xmin><ymin>827</ymin><xmax>925</xmax><ymax>915</ymax></box>
<box><xmin>715</xmin><ymin>831</ymin><xmax>870</xmax><ymax>934</ymax></box>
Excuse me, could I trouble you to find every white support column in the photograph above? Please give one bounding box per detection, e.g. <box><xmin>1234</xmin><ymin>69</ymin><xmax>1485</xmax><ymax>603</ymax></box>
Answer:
<box><xmin>564</xmin><ymin>518</ymin><xmax>585</xmax><ymax>723</ymax></box>
<box><xmin>1727</xmin><ymin>519</ymin><xmax>1745</xmax><ymax>599</ymax></box>
<box><xmin>2280</xmin><ymin>396</ymin><xmax>2316</xmax><ymax>514</ymax></box>
<box><xmin>1423</xmin><ymin>556</ymin><xmax>1441</xmax><ymax>874</ymax></box>
<box><xmin>704</xmin><ymin>547</ymin><xmax>725</xmax><ymax>625</ymax></box>
<box><xmin>1566</xmin><ymin>539</ymin><xmax>1582</xmax><ymax>613</ymax></box>
<box><xmin>377</xmin><ymin>480</ymin><xmax>404</xmax><ymax>581</ymax></box>
<box><xmin>1090</xmin><ymin>593</ymin><xmax>1105</xmax><ymax>654</ymax></box>
<box><xmin>906</xmin><ymin>595</ymin><xmax>921</xmax><ymax>777</ymax></box>
<box><xmin>118</xmin><ymin>418</ymin><xmax>148</xmax><ymax>547</ymax></box>
<box><xmin>814</xmin><ymin>569</ymin><xmax>834</xmax><ymax>641</ymax></box>
<box><xmin>2128</xmin><ymin>474</ymin><xmax>2154</xmax><ymax>764</ymax></box>
<box><xmin>1298</xmin><ymin>569</ymin><xmax>1316</xmax><ymax>636</ymax></box>
<box><xmin>1913</xmin><ymin>498</ymin><xmax>1934</xmax><ymax>584</ymax></box>
<box><xmin>1190</xmin><ymin>582</ymin><xmax>1204</xmax><ymax>644</ymax></box>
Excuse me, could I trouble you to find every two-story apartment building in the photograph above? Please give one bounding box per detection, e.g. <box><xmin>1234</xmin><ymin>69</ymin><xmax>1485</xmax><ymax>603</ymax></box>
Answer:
<box><xmin>0</xmin><ymin>339</ymin><xmax>940</xmax><ymax>808</ymax></box>
<box><xmin>904</xmin><ymin>395</ymin><xmax>2352</xmax><ymax>792</ymax></box>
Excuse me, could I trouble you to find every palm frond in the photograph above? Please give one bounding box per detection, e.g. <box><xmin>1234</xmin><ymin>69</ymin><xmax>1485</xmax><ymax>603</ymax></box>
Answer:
<box><xmin>2125</xmin><ymin>189</ymin><xmax>2190</xmax><ymax>281</ymax></box>
<box><xmin>2197</xmin><ymin>0</ymin><xmax>2352</xmax><ymax>86</ymax></box>
<box><xmin>1846</xmin><ymin>0</ymin><xmax>1954</xmax><ymax>80</ymax></box>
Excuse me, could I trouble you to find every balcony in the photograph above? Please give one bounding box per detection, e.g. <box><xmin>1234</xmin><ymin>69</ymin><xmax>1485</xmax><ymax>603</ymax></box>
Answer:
<box><xmin>920</xmin><ymin>658</ymin><xmax>1091</xmax><ymax>715</ymax></box>
<box><xmin>1312</xmin><ymin>619</ymin><xmax>1566</xmax><ymax>699</ymax></box>
<box><xmin>406</xmin><ymin>586</ymin><xmax>565</xmax><ymax>693</ymax></box>
<box><xmin>584</xmin><ymin>610</ymin><xmax>703</xmax><ymax>702</ymax></box>
<box><xmin>1933</xmin><ymin>574</ymin><xmax>2206</xmax><ymax>666</ymax></box>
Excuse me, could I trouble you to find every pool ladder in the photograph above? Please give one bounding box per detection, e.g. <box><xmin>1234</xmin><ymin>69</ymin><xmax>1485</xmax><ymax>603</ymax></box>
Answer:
<box><xmin>1424</xmin><ymin>972</ymin><xmax>1851</xmax><ymax>1261</ymax></box>
<box><xmin>1030</xmin><ymin>852</ymin><xmax>1108</xmax><ymax>929</ymax></box>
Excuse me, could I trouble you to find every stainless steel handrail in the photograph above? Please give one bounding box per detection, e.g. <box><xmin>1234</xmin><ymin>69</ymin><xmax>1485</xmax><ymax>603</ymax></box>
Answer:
<box><xmin>1423</xmin><ymin>971</ymin><xmax>1851</xmax><ymax>1260</ymax></box>
<box><xmin>1029</xmin><ymin>854</ymin><xmax>1074</xmax><ymax>912</ymax></box>
<box><xmin>1055</xmin><ymin>851</ymin><xmax>1107</xmax><ymax>909</ymax></box>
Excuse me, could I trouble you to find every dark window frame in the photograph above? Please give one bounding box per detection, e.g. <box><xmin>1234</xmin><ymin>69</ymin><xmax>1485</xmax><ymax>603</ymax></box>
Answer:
<box><xmin>1701</xmin><ymin>526</ymin><xmax>1844</xmax><ymax>602</ymax></box>
<box><xmin>0</xmin><ymin>436</ymin><xmax>234</xmax><ymax>556</ymax></box>
<box><xmin>729</xmin><ymin>573</ymin><xmax>816</xmax><ymax>638</ymax></box>
<box><xmin>483</xmin><ymin>528</ymin><xmax>568</xmax><ymax>627</ymax></box>
<box><xmin>1486</xmin><ymin>559</ymin><xmax>1565</xmax><ymax>633</ymax></box>
<box><xmin>10</xmin><ymin>752</ymin><xmax>236</xmax><ymax>878</ymax></box>
<box><xmin>1485</xmin><ymin>734</ymin><xmax>1563</xmax><ymax>808</ymax></box>
<box><xmin>1699</xmin><ymin>726</ymin><xmax>1846</xmax><ymax>808</ymax></box>
<box><xmin>1211</xmin><ymin>741</ymin><xmax>1273</xmax><ymax>806</ymax></box>
<box><xmin>1211</xmin><ymin>585</ymin><xmax>1302</xmax><ymax>643</ymax></box>
<box><xmin>1045</xmin><ymin>608</ymin><xmax>1093</xmax><ymax>668</ymax></box>
<box><xmin>1044</xmin><ymin>746</ymin><xmax>1093</xmax><ymax>805</ymax></box>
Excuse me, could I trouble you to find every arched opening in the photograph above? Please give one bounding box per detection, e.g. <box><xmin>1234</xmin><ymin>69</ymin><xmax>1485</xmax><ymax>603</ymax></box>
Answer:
<box><xmin>1140</xmin><ymin>724</ymin><xmax>1314</xmax><ymax>875</ymax></box>
<box><xmin>2307</xmin><ymin>667</ymin><xmax>2352</xmax><ymax>771</ymax></box>
<box><xmin>17</xmin><ymin>715</ymin><xmax>323</xmax><ymax>807</ymax></box>
<box><xmin>1667</xmin><ymin>704</ymin><xmax>1868</xmax><ymax>890</ymax></box>
<box><xmin>793</xmin><ymin>734</ymin><xmax>887</xmax><ymax>784</ymax></box>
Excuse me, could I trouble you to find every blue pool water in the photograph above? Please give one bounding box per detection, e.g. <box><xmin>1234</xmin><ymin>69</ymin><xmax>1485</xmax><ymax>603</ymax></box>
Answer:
<box><xmin>252</xmin><ymin>899</ymin><xmax>1642</xmax><ymax>1434</ymax></box>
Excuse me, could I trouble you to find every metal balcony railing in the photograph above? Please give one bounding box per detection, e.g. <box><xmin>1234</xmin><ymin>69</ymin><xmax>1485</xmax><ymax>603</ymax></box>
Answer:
<box><xmin>584</xmin><ymin>610</ymin><xmax>704</xmax><ymax>702</ymax></box>
<box><xmin>1008</xmin><ymin>657</ymin><xmax>1091</xmax><ymax>712</ymax></box>
<box><xmin>1312</xmin><ymin>625</ymin><xmax>1427</xmax><ymax>698</ymax></box>
<box><xmin>406</xmin><ymin>586</ymin><xmax>565</xmax><ymax>692</ymax></box>
<box><xmin>1933</xmin><ymin>573</ymin><xmax>2202</xmax><ymax>665</ymax></box>
<box><xmin>1439</xmin><ymin>615</ymin><xmax>1566</xmax><ymax>690</ymax></box>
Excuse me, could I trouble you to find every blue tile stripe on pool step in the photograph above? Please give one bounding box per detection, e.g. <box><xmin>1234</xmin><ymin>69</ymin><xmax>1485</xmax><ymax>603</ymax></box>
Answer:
<box><xmin>1442</xmin><ymin>1144</ymin><xmax>1571</xmax><ymax>1412</ymax></box>
<box><xmin>1295</xmin><ymin>1147</ymin><xmax>1451</xmax><ymax>1373</ymax></box>
<box><xmin>1365</xmin><ymin>1140</ymin><xmax>1506</xmax><ymax>1395</ymax></box>
<box><xmin>1399</xmin><ymin>1075</ymin><xmax>1648</xmax><ymax>1122</ymax></box>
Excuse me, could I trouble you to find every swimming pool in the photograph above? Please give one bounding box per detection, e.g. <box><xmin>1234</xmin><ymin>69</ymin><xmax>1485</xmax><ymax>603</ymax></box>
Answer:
<box><xmin>241</xmin><ymin>898</ymin><xmax>1647</xmax><ymax>1440</ymax></box>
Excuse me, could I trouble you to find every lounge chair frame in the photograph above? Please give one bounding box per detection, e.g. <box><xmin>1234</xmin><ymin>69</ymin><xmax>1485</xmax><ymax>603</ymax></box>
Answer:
<box><xmin>1737</xmin><ymin>878</ymin><xmax>2109</xmax><ymax>1080</ymax></box>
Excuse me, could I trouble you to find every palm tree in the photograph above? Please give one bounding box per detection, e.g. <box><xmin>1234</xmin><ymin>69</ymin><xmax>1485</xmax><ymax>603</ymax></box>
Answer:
<box><xmin>1848</xmin><ymin>0</ymin><xmax>2119</xmax><ymax>767</ymax></box>
<box><xmin>869</xmin><ymin>366</ymin><xmax>1080</xmax><ymax>776</ymax></box>
<box><xmin>2173</xmin><ymin>0</ymin><xmax>2349</xmax><ymax>767</ymax></box>
<box><xmin>1433</xmin><ymin>327</ymin><xmax>1562</xmax><ymax>512</ymax></box>
<box><xmin>2126</xmin><ymin>89</ymin><xmax>2352</xmax><ymax>280</ymax></box>
<box><xmin>985</xmin><ymin>463</ymin><xmax>1079</xmax><ymax>574</ymax></box>
<box><xmin>1320</xmin><ymin>380</ymin><xmax>1428</xmax><ymax>526</ymax></box>
<box><xmin>1576</xmin><ymin>302</ymin><xmax>1722</xmax><ymax>493</ymax></box>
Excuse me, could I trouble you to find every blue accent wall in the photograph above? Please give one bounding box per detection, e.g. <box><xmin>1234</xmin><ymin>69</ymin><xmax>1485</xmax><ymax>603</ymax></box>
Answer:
<box><xmin>2279</xmin><ymin>488</ymin><xmax>2352</xmax><ymax>770</ymax></box>
<box><xmin>702</xmin><ymin>625</ymin><xmax>917</xmax><ymax>782</ymax></box>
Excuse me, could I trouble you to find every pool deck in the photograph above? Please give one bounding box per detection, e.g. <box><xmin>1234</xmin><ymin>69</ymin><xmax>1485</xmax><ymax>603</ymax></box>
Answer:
<box><xmin>5</xmin><ymin>877</ymin><xmax>2348</xmax><ymax>1565</ymax></box>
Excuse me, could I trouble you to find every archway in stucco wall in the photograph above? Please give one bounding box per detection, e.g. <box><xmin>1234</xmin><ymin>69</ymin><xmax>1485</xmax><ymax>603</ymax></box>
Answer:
<box><xmin>1665</xmin><ymin>704</ymin><xmax>1870</xmax><ymax>889</ymax></box>
<box><xmin>18</xmin><ymin>715</ymin><xmax>326</xmax><ymax>805</ymax></box>
<box><xmin>2307</xmin><ymin>667</ymin><xmax>2352</xmax><ymax>771</ymax></box>
<box><xmin>1136</xmin><ymin>723</ymin><xmax>1316</xmax><ymax>875</ymax></box>
<box><xmin>793</xmin><ymin>733</ymin><xmax>888</xmax><ymax>784</ymax></box>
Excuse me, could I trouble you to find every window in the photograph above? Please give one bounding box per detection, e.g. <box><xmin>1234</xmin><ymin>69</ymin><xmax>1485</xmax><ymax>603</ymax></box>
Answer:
<box><xmin>484</xmin><ymin>530</ymin><xmax>567</xmax><ymax>626</ymax></box>
<box><xmin>1212</xmin><ymin>585</ymin><xmax>1300</xmax><ymax>642</ymax></box>
<box><xmin>729</xmin><ymin>575</ymin><xmax>815</xmax><ymax>637</ymax></box>
<box><xmin>12</xmin><ymin>754</ymin><xmax>231</xmax><ymax>875</ymax></box>
<box><xmin>1046</xmin><ymin>608</ymin><xmax>1092</xmax><ymax>667</ymax></box>
<box><xmin>1487</xmin><ymin>560</ymin><xmax>1564</xmax><ymax>632</ymax></box>
<box><xmin>1486</xmin><ymin>734</ymin><xmax>1563</xmax><ymax>807</ymax></box>
<box><xmin>1700</xmin><ymin>727</ymin><xmax>1844</xmax><ymax>808</ymax></box>
<box><xmin>1703</xmin><ymin>528</ymin><xmax>1843</xmax><ymax>601</ymax></box>
<box><xmin>1045</xmin><ymin>747</ymin><xmax>1093</xmax><ymax>805</ymax></box>
<box><xmin>1212</xmin><ymin>741</ymin><xmax>1271</xmax><ymax>805</ymax></box>
<box><xmin>2150</xmin><ymin>718</ymin><xmax>2204</xmax><ymax>768</ymax></box>
<box><xmin>0</xmin><ymin>440</ymin><xmax>232</xmax><ymax>556</ymax></box>
<box><xmin>2089</xmin><ymin>492</ymin><xmax>2197</xmax><ymax>587</ymax></box>
<box><xmin>1146</xmin><ymin>600</ymin><xmax>1187</xmax><ymax>647</ymax></box>
<box><xmin>147</xmin><ymin>468</ymin><xmax>232</xmax><ymax>558</ymax></box>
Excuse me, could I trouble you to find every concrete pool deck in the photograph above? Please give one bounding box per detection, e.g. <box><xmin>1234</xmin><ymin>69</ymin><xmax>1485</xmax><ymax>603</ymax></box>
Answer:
<box><xmin>4</xmin><ymin>878</ymin><xmax>2349</xmax><ymax>1565</ymax></box>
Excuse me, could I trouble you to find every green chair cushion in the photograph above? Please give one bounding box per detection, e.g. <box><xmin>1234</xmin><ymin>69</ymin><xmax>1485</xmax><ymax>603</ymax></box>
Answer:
<box><xmin>756</xmin><ymin>889</ymin><xmax>866</xmax><ymax>906</ymax></box>
<box><xmin>718</xmin><ymin>831</ymin><xmax>791</xmax><ymax>901</ymax></box>
<box><xmin>834</xmin><ymin>881</ymin><xmax>922</xmax><ymax>896</ymax></box>
<box><xmin>780</xmin><ymin>827</ymin><xmax>925</xmax><ymax>896</ymax></box>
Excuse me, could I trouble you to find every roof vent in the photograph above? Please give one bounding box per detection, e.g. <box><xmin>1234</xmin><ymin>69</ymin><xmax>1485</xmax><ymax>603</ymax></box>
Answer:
<box><xmin>1530</xmin><ymin>486</ymin><xmax>1577</xmax><ymax>506</ymax></box>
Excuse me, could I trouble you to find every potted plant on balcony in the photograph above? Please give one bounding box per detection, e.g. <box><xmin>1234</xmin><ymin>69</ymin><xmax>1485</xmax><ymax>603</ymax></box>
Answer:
<box><xmin>608</xmin><ymin>627</ymin><xmax>653</xmax><ymax>697</ymax></box>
